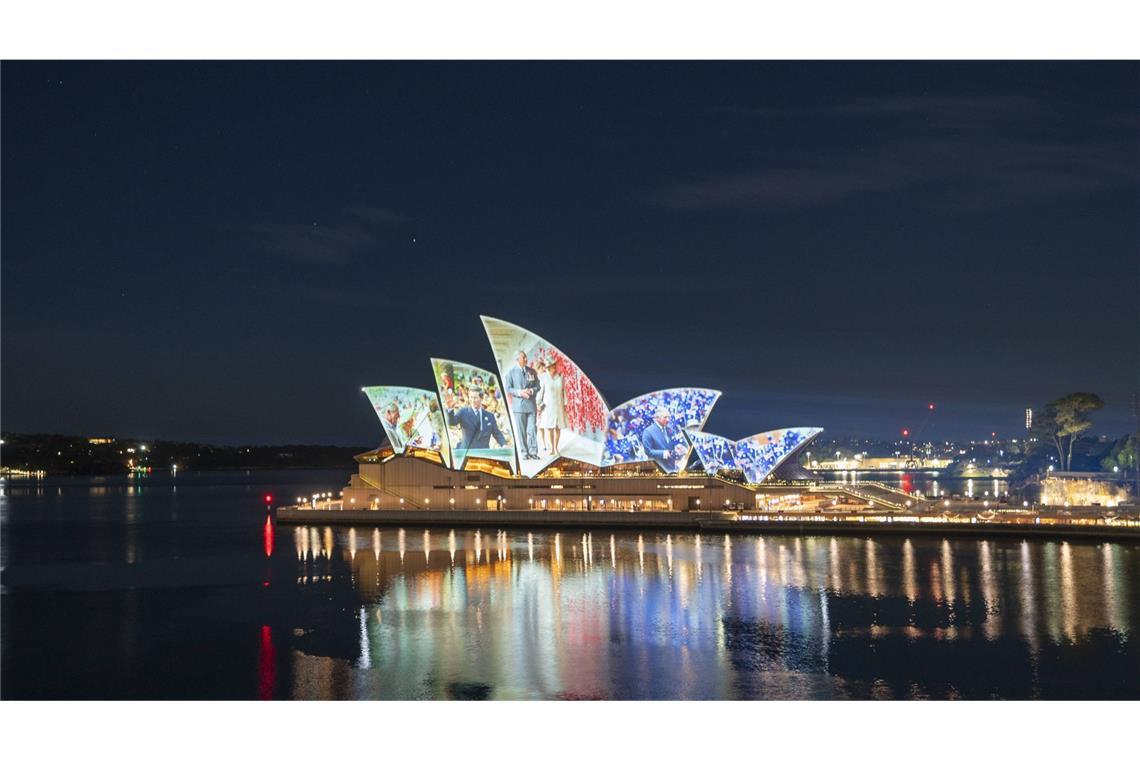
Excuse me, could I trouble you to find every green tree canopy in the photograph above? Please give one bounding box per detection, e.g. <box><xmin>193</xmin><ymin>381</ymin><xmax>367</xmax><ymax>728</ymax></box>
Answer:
<box><xmin>1032</xmin><ymin>392</ymin><xmax>1105</xmax><ymax>471</ymax></box>
<box><xmin>1101</xmin><ymin>433</ymin><xmax>1139</xmax><ymax>473</ymax></box>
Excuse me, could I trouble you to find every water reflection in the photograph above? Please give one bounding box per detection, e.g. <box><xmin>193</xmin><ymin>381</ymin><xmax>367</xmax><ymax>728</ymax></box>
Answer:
<box><xmin>286</xmin><ymin>528</ymin><xmax>1137</xmax><ymax>699</ymax></box>
<box><xmin>264</xmin><ymin>516</ymin><xmax>274</xmax><ymax>558</ymax></box>
<box><xmin>7</xmin><ymin>471</ymin><xmax>1133</xmax><ymax>699</ymax></box>
<box><xmin>902</xmin><ymin>539</ymin><xmax>917</xmax><ymax>603</ymax></box>
<box><xmin>259</xmin><ymin>625</ymin><xmax>275</xmax><ymax>701</ymax></box>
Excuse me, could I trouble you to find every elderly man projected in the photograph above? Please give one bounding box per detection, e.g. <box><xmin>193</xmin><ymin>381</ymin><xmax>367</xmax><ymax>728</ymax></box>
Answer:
<box><xmin>504</xmin><ymin>350</ymin><xmax>541</xmax><ymax>461</ymax></box>
<box><xmin>639</xmin><ymin>406</ymin><xmax>689</xmax><ymax>473</ymax></box>
<box><xmin>444</xmin><ymin>388</ymin><xmax>510</xmax><ymax>455</ymax></box>
<box><xmin>363</xmin><ymin>386</ymin><xmax>452</xmax><ymax>467</ymax></box>
<box><xmin>380</xmin><ymin>402</ymin><xmax>408</xmax><ymax>450</ymax></box>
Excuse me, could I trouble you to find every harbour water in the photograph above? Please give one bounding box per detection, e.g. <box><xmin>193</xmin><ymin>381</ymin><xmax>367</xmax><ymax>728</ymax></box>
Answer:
<box><xmin>2</xmin><ymin>470</ymin><xmax>1136</xmax><ymax>699</ymax></box>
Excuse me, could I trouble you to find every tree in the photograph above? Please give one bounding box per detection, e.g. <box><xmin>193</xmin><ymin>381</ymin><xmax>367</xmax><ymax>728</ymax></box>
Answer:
<box><xmin>1102</xmin><ymin>434</ymin><xmax>1139</xmax><ymax>471</ymax></box>
<box><xmin>1032</xmin><ymin>392</ymin><xmax>1104</xmax><ymax>471</ymax></box>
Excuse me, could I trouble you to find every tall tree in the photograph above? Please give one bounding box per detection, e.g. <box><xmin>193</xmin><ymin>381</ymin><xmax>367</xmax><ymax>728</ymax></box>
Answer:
<box><xmin>1101</xmin><ymin>434</ymin><xmax>1138</xmax><ymax>469</ymax></box>
<box><xmin>1033</xmin><ymin>393</ymin><xmax>1104</xmax><ymax>471</ymax></box>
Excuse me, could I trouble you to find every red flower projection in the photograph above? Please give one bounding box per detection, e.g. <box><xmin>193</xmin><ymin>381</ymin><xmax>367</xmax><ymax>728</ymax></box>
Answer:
<box><xmin>535</xmin><ymin>347</ymin><xmax>606</xmax><ymax>435</ymax></box>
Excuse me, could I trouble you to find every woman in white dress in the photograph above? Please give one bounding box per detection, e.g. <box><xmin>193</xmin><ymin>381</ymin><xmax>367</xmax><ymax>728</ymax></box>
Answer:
<box><xmin>536</xmin><ymin>360</ymin><xmax>567</xmax><ymax>457</ymax></box>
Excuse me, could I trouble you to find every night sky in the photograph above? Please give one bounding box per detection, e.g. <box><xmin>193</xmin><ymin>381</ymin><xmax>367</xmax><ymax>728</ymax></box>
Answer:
<box><xmin>3</xmin><ymin>61</ymin><xmax>1138</xmax><ymax>446</ymax></box>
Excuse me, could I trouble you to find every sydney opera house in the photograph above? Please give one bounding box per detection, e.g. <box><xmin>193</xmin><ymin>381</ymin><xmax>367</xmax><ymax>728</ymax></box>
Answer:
<box><xmin>341</xmin><ymin>316</ymin><xmax>823</xmax><ymax>513</ymax></box>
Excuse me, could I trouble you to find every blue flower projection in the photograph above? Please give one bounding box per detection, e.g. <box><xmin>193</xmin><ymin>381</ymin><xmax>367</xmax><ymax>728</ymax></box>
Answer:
<box><xmin>732</xmin><ymin>427</ymin><xmax>823</xmax><ymax>484</ymax></box>
<box><xmin>602</xmin><ymin>388</ymin><xmax>721</xmax><ymax>473</ymax></box>
<box><xmin>685</xmin><ymin>430</ymin><xmax>738</xmax><ymax>476</ymax></box>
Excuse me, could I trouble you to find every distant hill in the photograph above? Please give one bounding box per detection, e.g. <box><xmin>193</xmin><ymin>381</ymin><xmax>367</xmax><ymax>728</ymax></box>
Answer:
<box><xmin>0</xmin><ymin>433</ymin><xmax>372</xmax><ymax>475</ymax></box>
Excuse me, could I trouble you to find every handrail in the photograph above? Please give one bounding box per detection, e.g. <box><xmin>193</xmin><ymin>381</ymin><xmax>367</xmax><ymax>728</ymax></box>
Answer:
<box><xmin>356</xmin><ymin>472</ymin><xmax>427</xmax><ymax>509</ymax></box>
<box><xmin>809</xmin><ymin>483</ymin><xmax>914</xmax><ymax>510</ymax></box>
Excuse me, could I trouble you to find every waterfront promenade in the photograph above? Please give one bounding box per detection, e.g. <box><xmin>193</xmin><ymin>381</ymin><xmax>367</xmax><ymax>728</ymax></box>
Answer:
<box><xmin>275</xmin><ymin>505</ymin><xmax>1140</xmax><ymax>541</ymax></box>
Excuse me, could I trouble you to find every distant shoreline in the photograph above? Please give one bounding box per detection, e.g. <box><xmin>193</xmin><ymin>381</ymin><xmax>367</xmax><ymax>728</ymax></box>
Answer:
<box><xmin>0</xmin><ymin>432</ymin><xmax>368</xmax><ymax>477</ymax></box>
<box><xmin>1</xmin><ymin>464</ymin><xmax>357</xmax><ymax>479</ymax></box>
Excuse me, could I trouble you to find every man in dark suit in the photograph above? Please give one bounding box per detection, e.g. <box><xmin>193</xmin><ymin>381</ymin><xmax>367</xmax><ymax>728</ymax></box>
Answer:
<box><xmin>640</xmin><ymin>406</ymin><xmax>686</xmax><ymax>473</ymax></box>
<box><xmin>445</xmin><ymin>389</ymin><xmax>510</xmax><ymax>453</ymax></box>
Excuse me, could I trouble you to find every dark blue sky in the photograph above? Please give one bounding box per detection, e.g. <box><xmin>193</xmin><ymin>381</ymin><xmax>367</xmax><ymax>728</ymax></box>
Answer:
<box><xmin>3</xmin><ymin>61</ymin><xmax>1137</xmax><ymax>445</ymax></box>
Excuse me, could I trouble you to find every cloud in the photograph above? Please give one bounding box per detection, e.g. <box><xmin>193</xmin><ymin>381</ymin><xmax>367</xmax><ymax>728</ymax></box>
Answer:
<box><xmin>344</xmin><ymin>205</ymin><xmax>406</xmax><ymax>225</ymax></box>
<box><xmin>715</xmin><ymin>95</ymin><xmax>1051</xmax><ymax>123</ymax></box>
<box><xmin>658</xmin><ymin>95</ymin><xmax>1139</xmax><ymax>213</ymax></box>
<box><xmin>232</xmin><ymin>203</ymin><xmax>406</xmax><ymax>263</ymax></box>
<box><xmin>659</xmin><ymin>137</ymin><xmax>1138</xmax><ymax>213</ymax></box>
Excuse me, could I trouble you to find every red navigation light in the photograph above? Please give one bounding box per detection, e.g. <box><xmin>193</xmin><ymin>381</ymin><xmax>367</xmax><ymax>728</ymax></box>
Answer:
<box><xmin>264</xmin><ymin>494</ymin><xmax>273</xmax><ymax>504</ymax></box>
<box><xmin>928</xmin><ymin>403</ymin><xmax>935</xmax><ymax>411</ymax></box>
<box><xmin>264</xmin><ymin>514</ymin><xmax>274</xmax><ymax>557</ymax></box>
<box><xmin>902</xmin><ymin>429</ymin><xmax>910</xmax><ymax>437</ymax></box>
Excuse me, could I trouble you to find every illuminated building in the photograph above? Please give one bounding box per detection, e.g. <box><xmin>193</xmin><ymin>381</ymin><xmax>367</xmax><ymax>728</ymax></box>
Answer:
<box><xmin>1040</xmin><ymin>472</ymin><xmax>1131</xmax><ymax>507</ymax></box>
<box><xmin>342</xmin><ymin>316</ymin><xmax>823</xmax><ymax>512</ymax></box>
<box><xmin>1025</xmin><ymin>408</ymin><xmax>1033</xmax><ymax>431</ymax></box>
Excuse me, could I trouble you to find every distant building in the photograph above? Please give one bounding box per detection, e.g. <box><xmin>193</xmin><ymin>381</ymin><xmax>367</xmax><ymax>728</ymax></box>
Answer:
<box><xmin>808</xmin><ymin>456</ymin><xmax>953</xmax><ymax>471</ymax></box>
<box><xmin>1025</xmin><ymin>408</ymin><xmax>1032</xmax><ymax>431</ymax></box>
<box><xmin>1041</xmin><ymin>472</ymin><xmax>1130</xmax><ymax>508</ymax></box>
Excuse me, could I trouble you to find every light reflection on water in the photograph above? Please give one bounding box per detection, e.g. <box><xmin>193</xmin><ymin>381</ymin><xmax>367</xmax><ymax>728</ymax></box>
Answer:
<box><xmin>2</xmin><ymin>471</ymin><xmax>1137</xmax><ymax>700</ymax></box>
<box><xmin>289</xmin><ymin>526</ymin><xmax>1137</xmax><ymax>700</ymax></box>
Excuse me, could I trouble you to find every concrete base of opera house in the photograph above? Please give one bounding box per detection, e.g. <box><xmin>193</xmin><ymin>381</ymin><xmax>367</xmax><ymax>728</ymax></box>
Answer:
<box><xmin>334</xmin><ymin>449</ymin><xmax>819</xmax><ymax>513</ymax></box>
<box><xmin>278</xmin><ymin>507</ymin><xmax>709</xmax><ymax>529</ymax></box>
<box><xmin>276</xmin><ymin>451</ymin><xmax>1140</xmax><ymax>541</ymax></box>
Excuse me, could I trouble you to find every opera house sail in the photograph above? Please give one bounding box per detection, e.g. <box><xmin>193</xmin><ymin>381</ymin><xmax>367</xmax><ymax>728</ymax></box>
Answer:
<box><xmin>481</xmin><ymin>316</ymin><xmax>610</xmax><ymax>477</ymax></box>
<box><xmin>602</xmin><ymin>388</ymin><xmax>721</xmax><ymax>473</ymax></box>
<box><xmin>430</xmin><ymin>358</ymin><xmax>517</xmax><ymax>473</ymax></box>
<box><xmin>362</xmin><ymin>386</ymin><xmax>451</xmax><ymax>468</ymax></box>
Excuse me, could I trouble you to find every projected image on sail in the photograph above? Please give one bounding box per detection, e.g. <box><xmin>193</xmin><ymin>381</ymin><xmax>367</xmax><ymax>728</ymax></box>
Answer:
<box><xmin>732</xmin><ymin>427</ymin><xmax>823</xmax><ymax>484</ymax></box>
<box><xmin>430</xmin><ymin>358</ymin><xmax>516</xmax><ymax>472</ymax></box>
<box><xmin>481</xmin><ymin>316</ymin><xmax>609</xmax><ymax>477</ymax></box>
<box><xmin>363</xmin><ymin>386</ymin><xmax>451</xmax><ymax>467</ymax></box>
<box><xmin>602</xmin><ymin>388</ymin><xmax>721</xmax><ymax>473</ymax></box>
<box><xmin>685</xmin><ymin>430</ymin><xmax>738</xmax><ymax>477</ymax></box>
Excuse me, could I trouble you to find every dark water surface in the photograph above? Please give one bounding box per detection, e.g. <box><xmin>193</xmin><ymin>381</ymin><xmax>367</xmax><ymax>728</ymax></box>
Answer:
<box><xmin>2</xmin><ymin>470</ymin><xmax>1137</xmax><ymax>699</ymax></box>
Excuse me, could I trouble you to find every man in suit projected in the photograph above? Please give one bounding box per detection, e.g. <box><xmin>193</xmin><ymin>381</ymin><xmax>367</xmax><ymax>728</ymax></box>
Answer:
<box><xmin>640</xmin><ymin>406</ymin><xmax>686</xmax><ymax>473</ymax></box>
<box><xmin>504</xmin><ymin>350</ymin><xmax>541</xmax><ymax>460</ymax></box>
<box><xmin>445</xmin><ymin>389</ymin><xmax>509</xmax><ymax>453</ymax></box>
